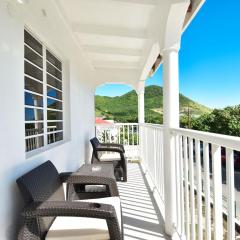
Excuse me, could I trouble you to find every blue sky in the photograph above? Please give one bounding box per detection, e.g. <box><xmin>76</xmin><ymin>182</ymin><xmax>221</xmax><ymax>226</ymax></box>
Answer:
<box><xmin>96</xmin><ymin>1</ymin><xmax>240</xmax><ymax>109</ymax></box>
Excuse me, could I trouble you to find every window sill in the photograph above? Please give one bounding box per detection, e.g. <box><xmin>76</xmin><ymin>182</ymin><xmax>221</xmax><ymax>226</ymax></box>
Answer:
<box><xmin>25</xmin><ymin>139</ymin><xmax>69</xmax><ymax>159</ymax></box>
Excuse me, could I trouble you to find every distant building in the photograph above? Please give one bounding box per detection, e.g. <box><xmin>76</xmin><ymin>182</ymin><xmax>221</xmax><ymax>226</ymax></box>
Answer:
<box><xmin>95</xmin><ymin>117</ymin><xmax>114</xmax><ymax>124</ymax></box>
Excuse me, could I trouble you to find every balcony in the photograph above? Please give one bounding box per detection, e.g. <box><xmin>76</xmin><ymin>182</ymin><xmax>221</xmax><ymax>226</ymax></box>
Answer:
<box><xmin>96</xmin><ymin>123</ymin><xmax>240</xmax><ymax>239</ymax></box>
<box><xmin>1</xmin><ymin>0</ymin><xmax>238</xmax><ymax>239</ymax></box>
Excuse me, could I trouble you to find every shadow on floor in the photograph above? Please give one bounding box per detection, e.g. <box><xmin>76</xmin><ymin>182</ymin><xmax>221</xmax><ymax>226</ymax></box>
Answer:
<box><xmin>118</xmin><ymin>163</ymin><xmax>170</xmax><ymax>240</ymax></box>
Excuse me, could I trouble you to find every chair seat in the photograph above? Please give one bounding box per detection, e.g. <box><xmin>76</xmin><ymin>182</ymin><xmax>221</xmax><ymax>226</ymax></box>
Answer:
<box><xmin>85</xmin><ymin>185</ymin><xmax>106</xmax><ymax>192</ymax></box>
<box><xmin>46</xmin><ymin>197</ymin><xmax>121</xmax><ymax>240</ymax></box>
<box><xmin>99</xmin><ymin>152</ymin><xmax>121</xmax><ymax>162</ymax></box>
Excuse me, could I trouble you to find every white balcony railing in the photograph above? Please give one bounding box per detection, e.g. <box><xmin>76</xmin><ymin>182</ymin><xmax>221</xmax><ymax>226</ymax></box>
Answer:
<box><xmin>95</xmin><ymin>123</ymin><xmax>139</xmax><ymax>160</ymax></box>
<box><xmin>95</xmin><ymin>122</ymin><xmax>240</xmax><ymax>239</ymax></box>
<box><xmin>139</xmin><ymin>123</ymin><xmax>165</xmax><ymax>215</ymax></box>
<box><xmin>140</xmin><ymin>124</ymin><xmax>240</xmax><ymax>240</ymax></box>
<box><xmin>171</xmin><ymin>127</ymin><xmax>240</xmax><ymax>240</ymax></box>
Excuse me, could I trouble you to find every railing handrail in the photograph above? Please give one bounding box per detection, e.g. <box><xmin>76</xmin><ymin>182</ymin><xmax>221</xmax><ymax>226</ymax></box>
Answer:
<box><xmin>172</xmin><ymin>127</ymin><xmax>240</xmax><ymax>151</ymax></box>
<box><xmin>96</xmin><ymin>123</ymin><xmax>138</xmax><ymax>127</ymax></box>
<box><xmin>140</xmin><ymin>123</ymin><xmax>164</xmax><ymax>129</ymax></box>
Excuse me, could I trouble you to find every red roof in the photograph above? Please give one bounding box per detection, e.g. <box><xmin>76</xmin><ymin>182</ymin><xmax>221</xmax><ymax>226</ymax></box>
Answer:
<box><xmin>95</xmin><ymin>118</ymin><xmax>112</xmax><ymax>124</ymax></box>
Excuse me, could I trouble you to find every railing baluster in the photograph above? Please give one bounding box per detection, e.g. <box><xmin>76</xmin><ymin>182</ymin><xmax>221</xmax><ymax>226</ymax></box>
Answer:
<box><xmin>145</xmin><ymin>127</ymin><xmax>148</xmax><ymax>167</ymax></box>
<box><xmin>127</xmin><ymin>125</ymin><xmax>130</xmax><ymax>146</ymax></box>
<box><xmin>156</xmin><ymin>129</ymin><xmax>160</xmax><ymax>193</ymax></box>
<box><xmin>153</xmin><ymin>129</ymin><xmax>157</xmax><ymax>183</ymax></box>
<box><xmin>183</xmin><ymin>136</ymin><xmax>190</xmax><ymax>239</ymax></box>
<box><xmin>189</xmin><ymin>137</ymin><xmax>196</xmax><ymax>240</ymax></box>
<box><xmin>109</xmin><ymin>128</ymin><xmax>111</xmax><ymax>143</ymax></box>
<box><xmin>203</xmin><ymin>142</ymin><xmax>211</xmax><ymax>240</ymax></box>
<box><xmin>137</xmin><ymin>124</ymin><xmax>139</xmax><ymax>146</ymax></box>
<box><xmin>118</xmin><ymin>126</ymin><xmax>120</xmax><ymax>144</ymax></box>
<box><xmin>226</xmin><ymin>148</ymin><xmax>235</xmax><ymax>240</ymax></box>
<box><xmin>179</xmin><ymin>135</ymin><xmax>185</xmax><ymax>236</ymax></box>
<box><xmin>159</xmin><ymin>130</ymin><xmax>162</xmax><ymax>195</ymax></box>
<box><xmin>175</xmin><ymin>133</ymin><xmax>181</xmax><ymax>233</ymax></box>
<box><xmin>212</xmin><ymin>144</ymin><xmax>223</xmax><ymax>240</ymax></box>
<box><xmin>132</xmin><ymin>125</ymin><xmax>134</xmax><ymax>146</ymax></box>
<box><xmin>196</xmin><ymin>139</ymin><xmax>203</xmax><ymax>240</ymax></box>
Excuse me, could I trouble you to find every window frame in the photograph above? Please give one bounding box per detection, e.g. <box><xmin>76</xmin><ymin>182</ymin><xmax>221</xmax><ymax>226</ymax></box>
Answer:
<box><xmin>24</xmin><ymin>28</ymin><xmax>64</xmax><ymax>155</ymax></box>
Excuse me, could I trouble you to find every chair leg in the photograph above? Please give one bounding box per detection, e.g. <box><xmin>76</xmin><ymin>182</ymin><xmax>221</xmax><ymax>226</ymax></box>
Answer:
<box><xmin>123</xmin><ymin>170</ymin><xmax>127</xmax><ymax>182</ymax></box>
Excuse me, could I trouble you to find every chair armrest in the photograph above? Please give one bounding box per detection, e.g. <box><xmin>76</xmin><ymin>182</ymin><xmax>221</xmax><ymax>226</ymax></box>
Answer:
<box><xmin>22</xmin><ymin>201</ymin><xmax>121</xmax><ymax>240</ymax></box>
<box><xmin>101</xmin><ymin>143</ymin><xmax>125</xmax><ymax>153</ymax></box>
<box><xmin>23</xmin><ymin>201</ymin><xmax>115</xmax><ymax>218</ymax></box>
<box><xmin>96</xmin><ymin>146</ymin><xmax>123</xmax><ymax>153</ymax></box>
<box><xmin>59</xmin><ymin>172</ymin><xmax>119</xmax><ymax>196</ymax></box>
<box><xmin>59</xmin><ymin>172</ymin><xmax>74</xmax><ymax>182</ymax></box>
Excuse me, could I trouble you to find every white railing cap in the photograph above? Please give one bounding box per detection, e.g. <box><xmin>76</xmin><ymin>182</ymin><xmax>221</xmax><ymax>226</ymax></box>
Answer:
<box><xmin>96</xmin><ymin>123</ymin><xmax>138</xmax><ymax>127</ymax></box>
<box><xmin>172</xmin><ymin>127</ymin><xmax>240</xmax><ymax>151</ymax></box>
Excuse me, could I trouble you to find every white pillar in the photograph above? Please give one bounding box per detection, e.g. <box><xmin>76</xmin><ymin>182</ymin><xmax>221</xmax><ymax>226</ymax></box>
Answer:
<box><xmin>163</xmin><ymin>48</ymin><xmax>179</xmax><ymax>235</ymax></box>
<box><xmin>138</xmin><ymin>91</ymin><xmax>145</xmax><ymax>124</ymax></box>
<box><xmin>137</xmin><ymin>82</ymin><xmax>145</xmax><ymax>124</ymax></box>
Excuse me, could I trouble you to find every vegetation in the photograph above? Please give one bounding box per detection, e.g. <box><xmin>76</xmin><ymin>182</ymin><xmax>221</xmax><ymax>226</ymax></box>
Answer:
<box><xmin>95</xmin><ymin>85</ymin><xmax>211</xmax><ymax>124</ymax></box>
<box><xmin>191</xmin><ymin>105</ymin><xmax>240</xmax><ymax>137</ymax></box>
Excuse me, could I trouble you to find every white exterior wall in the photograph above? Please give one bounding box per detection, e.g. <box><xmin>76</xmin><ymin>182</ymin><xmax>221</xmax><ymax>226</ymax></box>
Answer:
<box><xmin>0</xmin><ymin>1</ymin><xmax>95</xmax><ymax>239</ymax></box>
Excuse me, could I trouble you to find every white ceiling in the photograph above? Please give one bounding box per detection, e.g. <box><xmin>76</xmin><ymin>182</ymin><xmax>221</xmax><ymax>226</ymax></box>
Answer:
<box><xmin>55</xmin><ymin>0</ymin><xmax>203</xmax><ymax>89</ymax></box>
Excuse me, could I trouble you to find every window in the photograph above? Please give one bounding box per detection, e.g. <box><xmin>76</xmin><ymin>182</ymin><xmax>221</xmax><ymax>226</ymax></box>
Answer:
<box><xmin>24</xmin><ymin>29</ymin><xmax>63</xmax><ymax>152</ymax></box>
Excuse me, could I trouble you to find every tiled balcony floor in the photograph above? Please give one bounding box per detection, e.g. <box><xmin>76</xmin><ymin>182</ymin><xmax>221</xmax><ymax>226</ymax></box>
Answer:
<box><xmin>118</xmin><ymin>163</ymin><xmax>170</xmax><ymax>240</ymax></box>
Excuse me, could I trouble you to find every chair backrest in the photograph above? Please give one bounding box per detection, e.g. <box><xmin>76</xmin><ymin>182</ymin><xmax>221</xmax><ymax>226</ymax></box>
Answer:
<box><xmin>90</xmin><ymin>137</ymin><xmax>101</xmax><ymax>162</ymax></box>
<box><xmin>90</xmin><ymin>137</ymin><xmax>100</xmax><ymax>149</ymax></box>
<box><xmin>17</xmin><ymin>161</ymin><xmax>65</xmax><ymax>239</ymax></box>
<box><xmin>17</xmin><ymin>160</ymin><xmax>65</xmax><ymax>204</ymax></box>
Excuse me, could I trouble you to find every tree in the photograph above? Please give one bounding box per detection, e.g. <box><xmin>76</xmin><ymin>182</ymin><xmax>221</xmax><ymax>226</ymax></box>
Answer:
<box><xmin>192</xmin><ymin>105</ymin><xmax>240</xmax><ymax>137</ymax></box>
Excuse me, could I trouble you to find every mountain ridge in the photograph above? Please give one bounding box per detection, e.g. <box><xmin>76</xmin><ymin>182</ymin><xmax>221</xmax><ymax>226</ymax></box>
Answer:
<box><xmin>95</xmin><ymin>85</ymin><xmax>211</xmax><ymax>123</ymax></box>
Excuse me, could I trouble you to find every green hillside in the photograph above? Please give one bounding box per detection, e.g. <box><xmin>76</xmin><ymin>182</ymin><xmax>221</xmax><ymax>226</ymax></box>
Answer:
<box><xmin>95</xmin><ymin>85</ymin><xmax>211</xmax><ymax>124</ymax></box>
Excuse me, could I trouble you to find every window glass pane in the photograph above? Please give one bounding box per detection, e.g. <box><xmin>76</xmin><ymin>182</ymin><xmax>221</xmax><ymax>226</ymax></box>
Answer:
<box><xmin>25</xmin><ymin>123</ymin><xmax>44</xmax><ymax>136</ymax></box>
<box><xmin>25</xmin><ymin>108</ymin><xmax>44</xmax><ymax>121</ymax></box>
<box><xmin>48</xmin><ymin>132</ymin><xmax>63</xmax><ymax>144</ymax></box>
<box><xmin>46</xmin><ymin>50</ymin><xmax>62</xmax><ymax>70</ymax></box>
<box><xmin>47</xmin><ymin>98</ymin><xmax>62</xmax><ymax>110</ymax></box>
<box><xmin>25</xmin><ymin>61</ymin><xmax>43</xmax><ymax>81</ymax></box>
<box><xmin>25</xmin><ymin>77</ymin><xmax>43</xmax><ymax>94</ymax></box>
<box><xmin>24</xmin><ymin>30</ymin><xmax>42</xmax><ymax>55</ymax></box>
<box><xmin>47</xmin><ymin>62</ymin><xmax>62</xmax><ymax>80</ymax></box>
<box><xmin>25</xmin><ymin>92</ymin><xmax>43</xmax><ymax>107</ymax></box>
<box><xmin>47</xmin><ymin>122</ymin><xmax>63</xmax><ymax>132</ymax></box>
<box><xmin>24</xmin><ymin>45</ymin><xmax>43</xmax><ymax>68</ymax></box>
<box><xmin>47</xmin><ymin>110</ymin><xmax>63</xmax><ymax>121</ymax></box>
<box><xmin>26</xmin><ymin>136</ymin><xmax>44</xmax><ymax>152</ymax></box>
<box><xmin>47</xmin><ymin>86</ymin><xmax>62</xmax><ymax>100</ymax></box>
<box><xmin>47</xmin><ymin>74</ymin><xmax>62</xmax><ymax>90</ymax></box>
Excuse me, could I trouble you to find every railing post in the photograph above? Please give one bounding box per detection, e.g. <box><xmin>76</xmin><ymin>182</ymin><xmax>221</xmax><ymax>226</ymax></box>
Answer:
<box><xmin>137</xmin><ymin>81</ymin><xmax>145</xmax><ymax>162</ymax></box>
<box><xmin>137</xmin><ymin>81</ymin><xmax>145</xmax><ymax>124</ymax></box>
<box><xmin>163</xmin><ymin>47</ymin><xmax>179</xmax><ymax>235</ymax></box>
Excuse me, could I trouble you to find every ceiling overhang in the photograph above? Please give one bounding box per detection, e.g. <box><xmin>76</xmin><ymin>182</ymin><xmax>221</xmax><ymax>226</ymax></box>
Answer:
<box><xmin>55</xmin><ymin>0</ymin><xmax>205</xmax><ymax>89</ymax></box>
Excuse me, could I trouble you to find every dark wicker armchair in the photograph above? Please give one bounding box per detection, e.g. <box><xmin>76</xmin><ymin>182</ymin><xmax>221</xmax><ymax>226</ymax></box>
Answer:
<box><xmin>90</xmin><ymin>137</ymin><xmax>127</xmax><ymax>182</ymax></box>
<box><xmin>16</xmin><ymin>161</ymin><xmax>123</xmax><ymax>240</ymax></box>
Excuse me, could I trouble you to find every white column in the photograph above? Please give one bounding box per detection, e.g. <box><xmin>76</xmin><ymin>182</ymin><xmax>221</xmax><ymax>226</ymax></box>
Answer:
<box><xmin>163</xmin><ymin>48</ymin><xmax>179</xmax><ymax>235</ymax></box>
<box><xmin>138</xmin><ymin>91</ymin><xmax>145</xmax><ymax>124</ymax></box>
<box><xmin>137</xmin><ymin>82</ymin><xmax>145</xmax><ymax>124</ymax></box>
<box><xmin>137</xmin><ymin>81</ymin><xmax>145</xmax><ymax>162</ymax></box>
